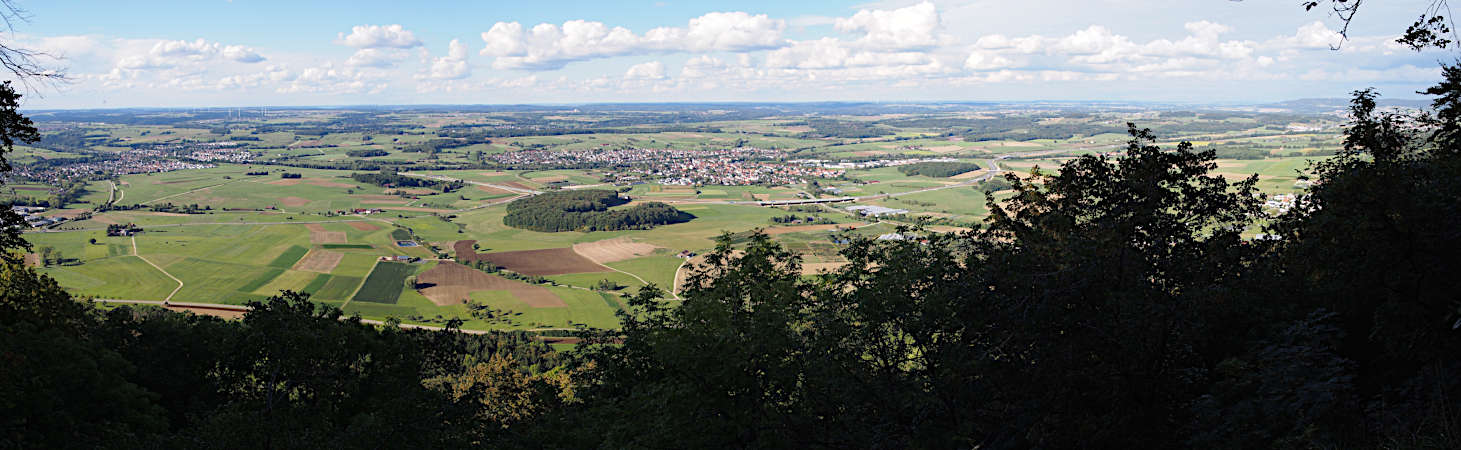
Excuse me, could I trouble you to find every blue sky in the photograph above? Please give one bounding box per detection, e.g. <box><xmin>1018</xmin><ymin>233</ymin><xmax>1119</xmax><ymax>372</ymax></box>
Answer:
<box><xmin>10</xmin><ymin>0</ymin><xmax>1452</xmax><ymax>108</ymax></box>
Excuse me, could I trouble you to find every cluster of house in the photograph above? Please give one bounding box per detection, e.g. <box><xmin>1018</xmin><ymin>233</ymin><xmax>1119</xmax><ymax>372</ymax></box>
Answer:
<box><xmin>1264</xmin><ymin>193</ymin><xmax>1301</xmax><ymax>214</ymax></box>
<box><xmin>11</xmin><ymin>206</ymin><xmax>65</xmax><ymax>228</ymax></box>
<box><xmin>844</xmin><ymin>205</ymin><xmax>910</xmax><ymax>217</ymax></box>
<box><xmin>337</xmin><ymin>208</ymin><xmax>385</xmax><ymax>215</ymax></box>
<box><xmin>490</xmin><ymin>146</ymin><xmax>846</xmax><ymax>186</ymax></box>
<box><xmin>378</xmin><ymin>255</ymin><xmax>422</xmax><ymax>262</ymax></box>
<box><xmin>655</xmin><ymin>159</ymin><xmax>844</xmax><ymax>186</ymax></box>
<box><xmin>12</xmin><ymin>151</ymin><xmax>216</xmax><ymax>184</ymax></box>
<box><xmin>675</xmin><ymin>250</ymin><xmax>699</xmax><ymax>259</ymax></box>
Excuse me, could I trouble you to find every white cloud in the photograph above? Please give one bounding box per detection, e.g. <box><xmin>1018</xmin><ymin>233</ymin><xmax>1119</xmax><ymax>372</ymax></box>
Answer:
<box><xmin>964</xmin><ymin>50</ymin><xmax>1015</xmax><ymax>70</ymax></box>
<box><xmin>345</xmin><ymin>48</ymin><xmax>410</xmax><ymax>67</ymax></box>
<box><xmin>422</xmin><ymin>39</ymin><xmax>470</xmax><ymax>80</ymax></box>
<box><xmin>649</xmin><ymin>11</ymin><xmax>785</xmax><ymax>52</ymax></box>
<box><xmin>624</xmin><ymin>61</ymin><xmax>667</xmax><ymax>80</ymax></box>
<box><xmin>479</xmin><ymin>11</ymin><xmax>784</xmax><ymax>70</ymax></box>
<box><xmin>834</xmin><ymin>1</ymin><xmax>942</xmax><ymax>50</ymax></box>
<box><xmin>337</xmin><ymin>24</ymin><xmax>423</xmax><ymax>49</ymax></box>
<box><xmin>222</xmin><ymin>45</ymin><xmax>265</xmax><ymax>63</ymax></box>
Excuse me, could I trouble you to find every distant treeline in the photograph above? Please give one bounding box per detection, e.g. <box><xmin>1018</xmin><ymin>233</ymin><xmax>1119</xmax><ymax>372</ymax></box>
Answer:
<box><xmin>345</xmin><ymin>149</ymin><xmax>389</xmax><ymax>158</ymax></box>
<box><xmin>435</xmin><ymin>125</ymin><xmax>723</xmax><ymax>139</ymax></box>
<box><xmin>897</xmin><ymin>161</ymin><xmax>983</xmax><ymax>177</ymax></box>
<box><xmin>350</xmin><ymin>171</ymin><xmax>463</xmax><ymax>192</ymax></box>
<box><xmin>786</xmin><ymin>119</ymin><xmax>895</xmax><ymax>139</ymax></box>
<box><xmin>399</xmin><ymin>138</ymin><xmax>478</xmax><ymax>153</ymax></box>
<box><xmin>503</xmin><ymin>189</ymin><xmax>690</xmax><ymax>232</ymax></box>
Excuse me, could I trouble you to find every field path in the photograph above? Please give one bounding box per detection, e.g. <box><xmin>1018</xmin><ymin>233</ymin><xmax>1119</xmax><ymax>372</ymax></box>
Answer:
<box><xmin>338</xmin><ymin>259</ymin><xmax>380</xmax><ymax>310</ymax></box>
<box><xmin>132</xmin><ymin>235</ymin><xmax>183</xmax><ymax>303</ymax></box>
<box><xmin>138</xmin><ymin>178</ymin><xmax>249</xmax><ymax>205</ymax></box>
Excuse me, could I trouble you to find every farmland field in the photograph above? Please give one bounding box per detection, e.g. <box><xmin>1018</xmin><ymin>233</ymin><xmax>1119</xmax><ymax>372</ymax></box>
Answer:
<box><xmin>15</xmin><ymin>103</ymin><xmax>1344</xmax><ymax>332</ymax></box>
<box><xmin>352</xmin><ymin>261</ymin><xmax>418</xmax><ymax>304</ymax></box>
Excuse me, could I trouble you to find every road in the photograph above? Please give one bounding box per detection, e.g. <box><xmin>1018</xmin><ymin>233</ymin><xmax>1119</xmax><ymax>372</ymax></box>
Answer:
<box><xmin>132</xmin><ymin>236</ymin><xmax>183</xmax><ymax>303</ymax></box>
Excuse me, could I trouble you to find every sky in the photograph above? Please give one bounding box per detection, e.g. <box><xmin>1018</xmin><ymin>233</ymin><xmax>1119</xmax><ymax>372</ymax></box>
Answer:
<box><xmin>9</xmin><ymin>0</ymin><xmax>1455</xmax><ymax>108</ymax></box>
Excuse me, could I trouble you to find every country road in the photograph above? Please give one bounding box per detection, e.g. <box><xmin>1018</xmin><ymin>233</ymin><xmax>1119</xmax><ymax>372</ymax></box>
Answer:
<box><xmin>133</xmin><ymin>236</ymin><xmax>183</xmax><ymax>303</ymax></box>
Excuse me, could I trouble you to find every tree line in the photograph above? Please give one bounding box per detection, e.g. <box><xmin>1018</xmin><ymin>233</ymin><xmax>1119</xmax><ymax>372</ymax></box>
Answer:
<box><xmin>502</xmin><ymin>189</ymin><xmax>691</xmax><ymax>232</ymax></box>
<box><xmin>896</xmin><ymin>161</ymin><xmax>983</xmax><ymax>177</ymax></box>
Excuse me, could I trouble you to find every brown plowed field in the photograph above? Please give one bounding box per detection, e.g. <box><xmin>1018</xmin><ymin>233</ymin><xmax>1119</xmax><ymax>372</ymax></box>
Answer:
<box><xmin>499</xmin><ymin>181</ymin><xmax>534</xmax><ymax>190</ymax></box>
<box><xmin>293</xmin><ymin>249</ymin><xmax>343</xmax><ymax>273</ymax></box>
<box><xmin>572</xmin><ymin>237</ymin><xmax>659</xmax><ymax>264</ymax></box>
<box><xmin>416</xmin><ymin>262</ymin><xmax>565</xmax><ymax>307</ymax></box>
<box><xmin>475</xmin><ymin>185</ymin><xmax>512</xmax><ymax>195</ymax></box>
<box><xmin>310</xmin><ymin>231</ymin><xmax>347</xmax><ymax>244</ymax></box>
<box><xmin>454</xmin><ymin>240</ymin><xmax>608</xmax><ymax>276</ymax></box>
<box><xmin>378</xmin><ymin>206</ymin><xmax>452</xmax><ymax>213</ymax></box>
<box><xmin>763</xmin><ymin>223</ymin><xmax>866</xmax><ymax>235</ymax></box>
<box><xmin>304</xmin><ymin>223</ymin><xmax>326</xmax><ymax>232</ymax></box>
<box><xmin>278</xmin><ymin>196</ymin><xmax>311</xmax><ymax>207</ymax></box>
<box><xmin>347</xmin><ymin>222</ymin><xmax>381</xmax><ymax>231</ymax></box>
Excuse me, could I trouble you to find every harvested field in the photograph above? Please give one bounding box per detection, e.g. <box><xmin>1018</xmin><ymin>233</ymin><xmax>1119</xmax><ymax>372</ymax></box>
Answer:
<box><xmin>266</xmin><ymin>179</ymin><xmax>302</xmax><ymax>186</ymax></box>
<box><xmin>293</xmin><ymin>249</ymin><xmax>344</xmax><ymax>273</ymax></box>
<box><xmin>378</xmin><ymin>206</ymin><xmax>452</xmax><ymax>213</ymax></box>
<box><xmin>278</xmin><ymin>196</ymin><xmax>311</xmax><ymax>207</ymax></box>
<box><xmin>951</xmin><ymin>169</ymin><xmax>988</xmax><ymax>180</ymax></box>
<box><xmin>529</xmin><ymin>175</ymin><xmax>568</xmax><ymax>183</ymax></box>
<box><xmin>573</xmin><ymin>237</ymin><xmax>659</xmax><ymax>265</ymax></box>
<box><xmin>347</xmin><ymin>222</ymin><xmax>381</xmax><ymax>231</ymax></box>
<box><xmin>499</xmin><ymin>181</ymin><xmax>534</xmax><ymax>190</ymax></box>
<box><xmin>137</xmin><ymin>212</ymin><xmax>192</xmax><ymax>217</ymax></box>
<box><xmin>763</xmin><ymin>223</ymin><xmax>866</xmax><ymax>235</ymax></box>
<box><xmin>929</xmin><ymin>145</ymin><xmax>965</xmax><ymax>153</ymax></box>
<box><xmin>395</xmin><ymin>188</ymin><xmax>436</xmax><ymax>195</ymax></box>
<box><xmin>304</xmin><ymin>223</ymin><xmax>326</xmax><ymax>232</ymax></box>
<box><xmin>455</xmin><ymin>241</ymin><xmax>608</xmax><ymax>276</ymax></box>
<box><xmin>480</xmin><ymin>171</ymin><xmax>508</xmax><ymax>176</ymax></box>
<box><xmin>361</xmin><ymin>200</ymin><xmax>409</xmax><ymax>205</ymax></box>
<box><xmin>45</xmin><ymin>209</ymin><xmax>88</xmax><ymax>219</ymax></box>
<box><xmin>167</xmin><ymin>305</ymin><xmax>246</xmax><ymax>320</ymax></box>
<box><xmin>475</xmin><ymin>185</ymin><xmax>512</xmax><ymax>195</ymax></box>
<box><xmin>415</xmin><ymin>262</ymin><xmax>565</xmax><ymax>307</ymax></box>
<box><xmin>310</xmin><ymin>231</ymin><xmax>347</xmax><ymax>244</ymax></box>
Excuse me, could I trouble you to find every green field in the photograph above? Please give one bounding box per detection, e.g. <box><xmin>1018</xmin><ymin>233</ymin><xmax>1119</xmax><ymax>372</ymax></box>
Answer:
<box><xmin>18</xmin><ymin>107</ymin><xmax>1341</xmax><ymax>332</ymax></box>
<box><xmin>352</xmin><ymin>261</ymin><xmax>417</xmax><ymax>304</ymax></box>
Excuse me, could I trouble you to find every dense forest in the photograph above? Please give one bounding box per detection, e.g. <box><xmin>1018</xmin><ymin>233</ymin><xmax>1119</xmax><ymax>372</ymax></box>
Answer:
<box><xmin>349</xmin><ymin>171</ymin><xmax>463</xmax><ymax>192</ymax></box>
<box><xmin>502</xmin><ymin>189</ymin><xmax>691</xmax><ymax>232</ymax></box>
<box><xmin>896</xmin><ymin>161</ymin><xmax>983</xmax><ymax>177</ymax></box>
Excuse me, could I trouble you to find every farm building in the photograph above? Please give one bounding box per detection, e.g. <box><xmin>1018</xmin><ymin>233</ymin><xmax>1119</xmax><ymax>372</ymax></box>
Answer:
<box><xmin>845</xmin><ymin>205</ymin><xmax>910</xmax><ymax>217</ymax></box>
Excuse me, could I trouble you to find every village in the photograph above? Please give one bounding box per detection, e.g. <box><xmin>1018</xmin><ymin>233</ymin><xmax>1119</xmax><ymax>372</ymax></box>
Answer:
<box><xmin>492</xmin><ymin>146</ymin><xmax>848</xmax><ymax>186</ymax></box>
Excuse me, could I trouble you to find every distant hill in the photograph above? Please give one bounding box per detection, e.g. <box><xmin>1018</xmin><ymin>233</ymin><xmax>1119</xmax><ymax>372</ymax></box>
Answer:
<box><xmin>1259</xmin><ymin>97</ymin><xmax>1431</xmax><ymax>113</ymax></box>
